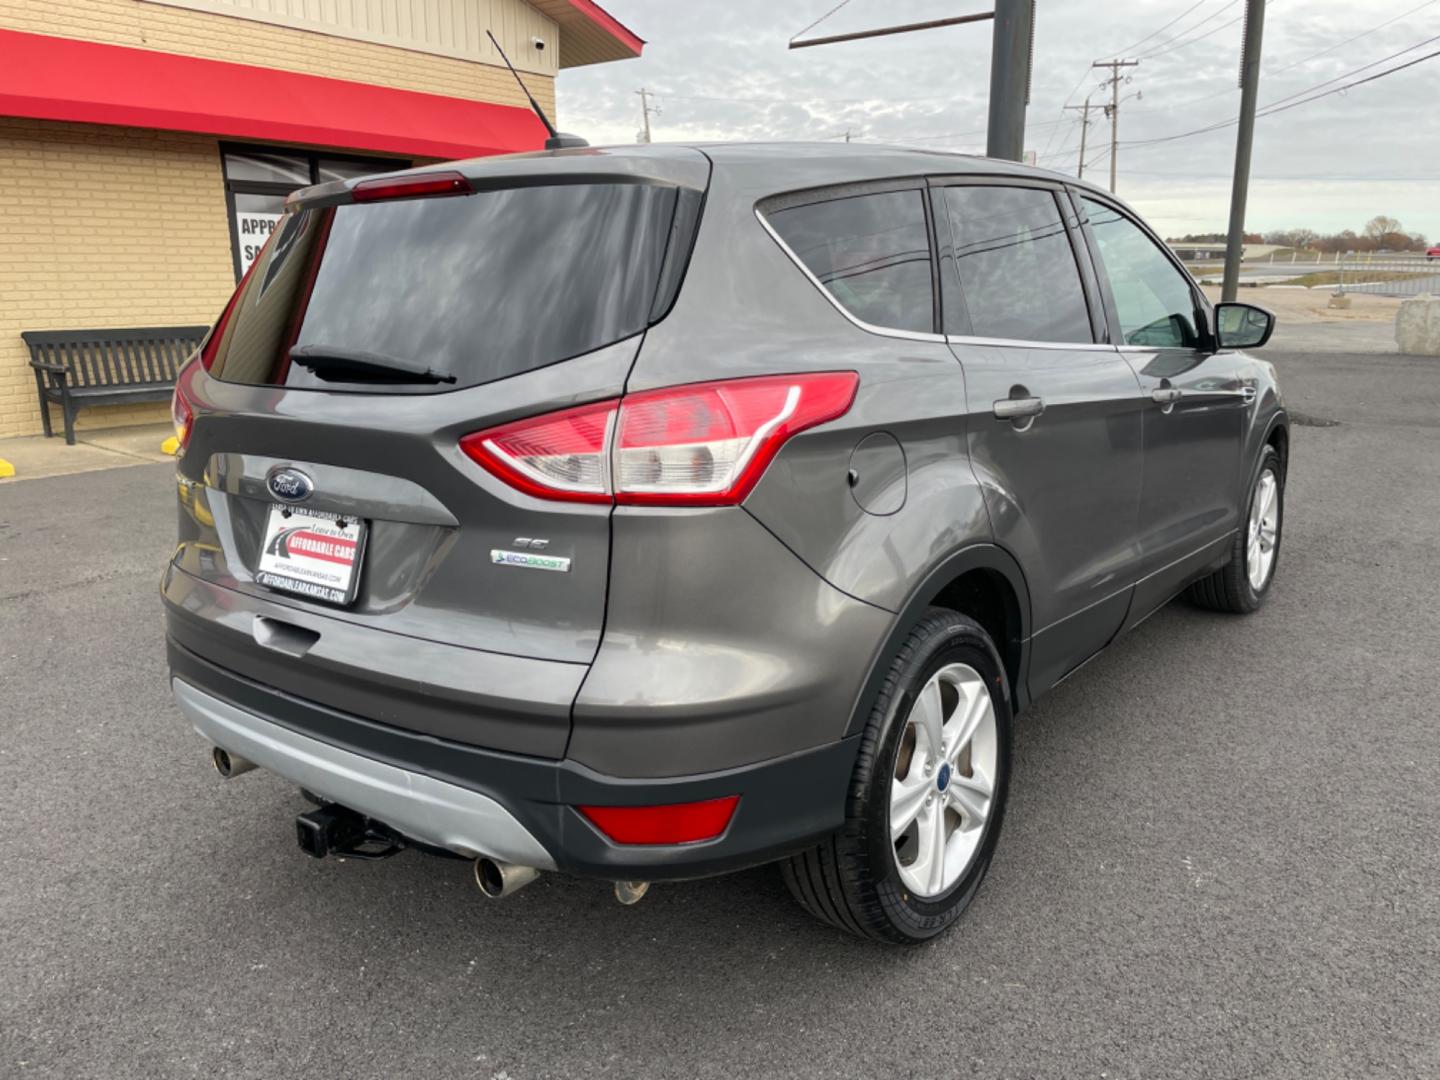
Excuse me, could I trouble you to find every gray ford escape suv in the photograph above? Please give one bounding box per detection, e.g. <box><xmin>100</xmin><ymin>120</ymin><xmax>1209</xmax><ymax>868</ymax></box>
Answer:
<box><xmin>165</xmin><ymin>143</ymin><xmax>1287</xmax><ymax>944</ymax></box>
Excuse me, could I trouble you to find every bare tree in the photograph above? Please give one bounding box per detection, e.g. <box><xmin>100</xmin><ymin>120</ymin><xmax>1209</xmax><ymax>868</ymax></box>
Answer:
<box><xmin>1364</xmin><ymin>215</ymin><xmax>1404</xmax><ymax>250</ymax></box>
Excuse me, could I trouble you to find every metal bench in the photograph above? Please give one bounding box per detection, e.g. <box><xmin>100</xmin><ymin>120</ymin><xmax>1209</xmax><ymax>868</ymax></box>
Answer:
<box><xmin>23</xmin><ymin>326</ymin><xmax>209</xmax><ymax>445</ymax></box>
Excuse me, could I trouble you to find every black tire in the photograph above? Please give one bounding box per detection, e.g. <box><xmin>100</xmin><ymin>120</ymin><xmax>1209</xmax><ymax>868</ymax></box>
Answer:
<box><xmin>1187</xmin><ymin>443</ymin><xmax>1284</xmax><ymax>614</ymax></box>
<box><xmin>781</xmin><ymin>609</ymin><xmax>1013</xmax><ymax>945</ymax></box>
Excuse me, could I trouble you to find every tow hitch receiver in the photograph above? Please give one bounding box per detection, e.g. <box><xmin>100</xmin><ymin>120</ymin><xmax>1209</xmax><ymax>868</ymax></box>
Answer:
<box><xmin>295</xmin><ymin>804</ymin><xmax>404</xmax><ymax>861</ymax></box>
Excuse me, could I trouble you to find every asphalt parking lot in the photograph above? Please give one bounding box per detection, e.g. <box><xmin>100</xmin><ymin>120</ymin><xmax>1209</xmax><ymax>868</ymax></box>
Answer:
<box><xmin>2</xmin><ymin>345</ymin><xmax>1437</xmax><ymax>1079</ymax></box>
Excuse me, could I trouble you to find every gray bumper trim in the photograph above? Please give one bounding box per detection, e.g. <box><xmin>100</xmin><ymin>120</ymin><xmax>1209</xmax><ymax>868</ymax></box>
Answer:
<box><xmin>173</xmin><ymin>678</ymin><xmax>556</xmax><ymax>869</ymax></box>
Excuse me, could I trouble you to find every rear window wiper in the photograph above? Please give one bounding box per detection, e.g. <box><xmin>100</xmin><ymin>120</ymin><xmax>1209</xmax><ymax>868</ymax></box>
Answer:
<box><xmin>288</xmin><ymin>344</ymin><xmax>457</xmax><ymax>385</ymax></box>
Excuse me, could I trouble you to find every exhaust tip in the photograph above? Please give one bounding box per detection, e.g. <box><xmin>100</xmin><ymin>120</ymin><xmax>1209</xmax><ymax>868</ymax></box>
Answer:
<box><xmin>474</xmin><ymin>857</ymin><xmax>539</xmax><ymax>898</ymax></box>
<box><xmin>211</xmin><ymin>746</ymin><xmax>255</xmax><ymax>779</ymax></box>
<box><xmin>614</xmin><ymin>880</ymin><xmax>650</xmax><ymax>906</ymax></box>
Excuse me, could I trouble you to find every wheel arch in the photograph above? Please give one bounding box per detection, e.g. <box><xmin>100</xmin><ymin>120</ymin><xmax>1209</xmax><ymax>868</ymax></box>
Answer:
<box><xmin>844</xmin><ymin>543</ymin><xmax>1033</xmax><ymax>737</ymax></box>
<box><xmin>1264</xmin><ymin>413</ymin><xmax>1290</xmax><ymax>479</ymax></box>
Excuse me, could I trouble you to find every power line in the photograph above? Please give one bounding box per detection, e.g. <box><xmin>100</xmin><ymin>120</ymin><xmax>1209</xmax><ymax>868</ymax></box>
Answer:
<box><xmin>1155</xmin><ymin>0</ymin><xmax>1439</xmax><ymax>111</ymax></box>
<box><xmin>1113</xmin><ymin>0</ymin><xmax>1212</xmax><ymax>56</ymax></box>
<box><xmin>1134</xmin><ymin>0</ymin><xmax>1241</xmax><ymax>59</ymax></box>
<box><xmin>790</xmin><ymin>0</ymin><xmax>854</xmax><ymax>44</ymax></box>
<box><xmin>1039</xmin><ymin>0</ymin><xmax>1213</xmax><ymax>162</ymax></box>
<box><xmin>1138</xmin><ymin>1</ymin><xmax>1258</xmax><ymax>62</ymax></box>
<box><xmin>1269</xmin><ymin>0</ymin><xmax>1436</xmax><ymax>76</ymax></box>
<box><xmin>1121</xmin><ymin>41</ymin><xmax>1440</xmax><ymax>149</ymax></box>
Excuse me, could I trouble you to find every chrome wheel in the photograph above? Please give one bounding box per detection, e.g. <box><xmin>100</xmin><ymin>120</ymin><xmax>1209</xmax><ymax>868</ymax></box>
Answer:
<box><xmin>1247</xmin><ymin>468</ymin><xmax>1280</xmax><ymax>591</ymax></box>
<box><xmin>890</xmin><ymin>662</ymin><xmax>998</xmax><ymax>899</ymax></box>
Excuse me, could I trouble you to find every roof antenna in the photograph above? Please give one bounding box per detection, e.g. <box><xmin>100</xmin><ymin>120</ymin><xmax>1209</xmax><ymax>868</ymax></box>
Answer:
<box><xmin>485</xmin><ymin>30</ymin><xmax>589</xmax><ymax>150</ymax></box>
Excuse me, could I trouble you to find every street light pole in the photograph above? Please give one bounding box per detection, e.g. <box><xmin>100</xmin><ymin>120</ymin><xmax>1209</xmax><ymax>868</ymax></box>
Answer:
<box><xmin>986</xmin><ymin>0</ymin><xmax>1035</xmax><ymax>161</ymax></box>
<box><xmin>1222</xmin><ymin>0</ymin><xmax>1267</xmax><ymax>302</ymax></box>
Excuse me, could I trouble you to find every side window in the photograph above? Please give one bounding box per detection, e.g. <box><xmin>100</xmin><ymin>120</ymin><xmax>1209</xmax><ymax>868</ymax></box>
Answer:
<box><xmin>939</xmin><ymin>185</ymin><xmax>1093</xmax><ymax>343</ymax></box>
<box><xmin>766</xmin><ymin>189</ymin><xmax>934</xmax><ymax>334</ymax></box>
<box><xmin>1082</xmin><ymin>197</ymin><xmax>1200</xmax><ymax>348</ymax></box>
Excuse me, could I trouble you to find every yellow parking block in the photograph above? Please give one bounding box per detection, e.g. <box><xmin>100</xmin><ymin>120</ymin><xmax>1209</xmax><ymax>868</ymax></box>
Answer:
<box><xmin>0</xmin><ymin>458</ymin><xmax>14</xmax><ymax>478</ymax></box>
<box><xmin>161</xmin><ymin>436</ymin><xmax>180</xmax><ymax>455</ymax></box>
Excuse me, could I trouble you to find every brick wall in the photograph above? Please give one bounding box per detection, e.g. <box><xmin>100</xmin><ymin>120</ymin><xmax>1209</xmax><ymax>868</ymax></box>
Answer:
<box><xmin>0</xmin><ymin>0</ymin><xmax>558</xmax><ymax>438</ymax></box>
<box><xmin>0</xmin><ymin>0</ymin><xmax>557</xmax><ymax>114</ymax></box>
<box><xmin>0</xmin><ymin>119</ymin><xmax>237</xmax><ymax>437</ymax></box>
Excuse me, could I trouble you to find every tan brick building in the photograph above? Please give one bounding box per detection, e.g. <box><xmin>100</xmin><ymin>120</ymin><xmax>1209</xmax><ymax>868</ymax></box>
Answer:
<box><xmin>0</xmin><ymin>0</ymin><xmax>641</xmax><ymax>439</ymax></box>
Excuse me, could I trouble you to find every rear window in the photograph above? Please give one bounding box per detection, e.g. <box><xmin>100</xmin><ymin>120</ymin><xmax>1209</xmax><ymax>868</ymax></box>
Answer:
<box><xmin>208</xmin><ymin>182</ymin><xmax>680</xmax><ymax>392</ymax></box>
<box><xmin>764</xmin><ymin>189</ymin><xmax>935</xmax><ymax>335</ymax></box>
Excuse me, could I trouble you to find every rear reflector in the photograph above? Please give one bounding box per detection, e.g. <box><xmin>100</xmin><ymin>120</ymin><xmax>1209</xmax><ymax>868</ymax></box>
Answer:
<box><xmin>578</xmin><ymin>796</ymin><xmax>740</xmax><ymax>846</ymax></box>
<box><xmin>352</xmin><ymin>170</ymin><xmax>472</xmax><ymax>203</ymax></box>
<box><xmin>459</xmin><ymin>372</ymin><xmax>858</xmax><ymax>506</ymax></box>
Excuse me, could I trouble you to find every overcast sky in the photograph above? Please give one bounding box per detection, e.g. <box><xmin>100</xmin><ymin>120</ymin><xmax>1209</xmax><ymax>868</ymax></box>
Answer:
<box><xmin>557</xmin><ymin>0</ymin><xmax>1439</xmax><ymax>240</ymax></box>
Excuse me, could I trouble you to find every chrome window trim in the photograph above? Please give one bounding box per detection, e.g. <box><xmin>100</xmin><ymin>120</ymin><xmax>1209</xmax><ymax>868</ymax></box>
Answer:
<box><xmin>947</xmin><ymin>334</ymin><xmax>1118</xmax><ymax>352</ymax></box>
<box><xmin>753</xmin><ymin>206</ymin><xmax>947</xmax><ymax>345</ymax></box>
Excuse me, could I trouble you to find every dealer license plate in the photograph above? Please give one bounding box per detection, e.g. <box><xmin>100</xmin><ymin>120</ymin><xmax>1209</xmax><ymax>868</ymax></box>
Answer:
<box><xmin>256</xmin><ymin>504</ymin><xmax>368</xmax><ymax>606</ymax></box>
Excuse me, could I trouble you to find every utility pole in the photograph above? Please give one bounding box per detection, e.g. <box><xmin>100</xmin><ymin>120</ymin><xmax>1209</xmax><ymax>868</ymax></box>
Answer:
<box><xmin>788</xmin><ymin>7</ymin><xmax>1027</xmax><ymax>160</ymax></box>
<box><xmin>1092</xmin><ymin>59</ymin><xmax>1138</xmax><ymax>193</ymax></box>
<box><xmin>1063</xmin><ymin>96</ymin><xmax>1096</xmax><ymax>179</ymax></box>
<box><xmin>1222</xmin><ymin>0</ymin><xmax>1267</xmax><ymax>302</ymax></box>
<box><xmin>635</xmin><ymin>87</ymin><xmax>656</xmax><ymax>144</ymax></box>
<box><xmin>986</xmin><ymin>0</ymin><xmax>1035</xmax><ymax>161</ymax></box>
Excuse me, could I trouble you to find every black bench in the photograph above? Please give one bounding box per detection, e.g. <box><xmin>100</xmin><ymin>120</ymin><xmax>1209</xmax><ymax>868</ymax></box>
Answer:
<box><xmin>23</xmin><ymin>326</ymin><xmax>209</xmax><ymax>445</ymax></box>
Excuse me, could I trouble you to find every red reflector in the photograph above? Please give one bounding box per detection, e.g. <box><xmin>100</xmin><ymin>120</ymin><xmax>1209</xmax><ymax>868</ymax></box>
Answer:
<box><xmin>352</xmin><ymin>170</ymin><xmax>472</xmax><ymax>202</ymax></box>
<box><xmin>578</xmin><ymin>796</ymin><xmax>740</xmax><ymax>846</ymax></box>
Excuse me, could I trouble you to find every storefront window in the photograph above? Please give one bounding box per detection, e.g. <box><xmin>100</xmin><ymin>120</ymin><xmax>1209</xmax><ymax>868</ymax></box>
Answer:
<box><xmin>222</xmin><ymin>145</ymin><xmax>407</xmax><ymax>280</ymax></box>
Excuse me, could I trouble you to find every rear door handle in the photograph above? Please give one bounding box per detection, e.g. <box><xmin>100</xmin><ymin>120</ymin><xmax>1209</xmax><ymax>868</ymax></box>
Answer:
<box><xmin>1151</xmin><ymin>387</ymin><xmax>1184</xmax><ymax>405</ymax></box>
<box><xmin>993</xmin><ymin>396</ymin><xmax>1045</xmax><ymax>421</ymax></box>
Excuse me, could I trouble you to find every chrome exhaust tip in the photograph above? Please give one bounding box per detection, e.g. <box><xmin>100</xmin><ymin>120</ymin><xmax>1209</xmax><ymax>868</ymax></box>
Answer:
<box><xmin>211</xmin><ymin>746</ymin><xmax>256</xmax><ymax>779</ymax></box>
<box><xmin>473</xmin><ymin>857</ymin><xmax>540</xmax><ymax>899</ymax></box>
<box><xmin>614</xmin><ymin>880</ymin><xmax>650</xmax><ymax>905</ymax></box>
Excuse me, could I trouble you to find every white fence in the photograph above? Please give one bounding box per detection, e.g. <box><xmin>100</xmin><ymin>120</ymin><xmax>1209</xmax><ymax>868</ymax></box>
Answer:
<box><xmin>1335</xmin><ymin>258</ymin><xmax>1440</xmax><ymax>297</ymax></box>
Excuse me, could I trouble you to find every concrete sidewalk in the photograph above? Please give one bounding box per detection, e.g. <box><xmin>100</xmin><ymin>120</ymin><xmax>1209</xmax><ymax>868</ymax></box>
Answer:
<box><xmin>0</xmin><ymin>422</ymin><xmax>175</xmax><ymax>484</ymax></box>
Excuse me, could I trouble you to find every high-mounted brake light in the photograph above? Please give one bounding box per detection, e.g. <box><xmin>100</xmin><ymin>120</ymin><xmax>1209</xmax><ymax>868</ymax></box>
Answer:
<box><xmin>351</xmin><ymin>170</ymin><xmax>473</xmax><ymax>203</ymax></box>
<box><xmin>578</xmin><ymin>796</ymin><xmax>740</xmax><ymax>846</ymax></box>
<box><xmin>459</xmin><ymin>372</ymin><xmax>859</xmax><ymax>506</ymax></box>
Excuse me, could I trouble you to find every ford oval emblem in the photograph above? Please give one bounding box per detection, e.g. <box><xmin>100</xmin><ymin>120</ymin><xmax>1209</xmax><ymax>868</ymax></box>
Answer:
<box><xmin>266</xmin><ymin>467</ymin><xmax>314</xmax><ymax>503</ymax></box>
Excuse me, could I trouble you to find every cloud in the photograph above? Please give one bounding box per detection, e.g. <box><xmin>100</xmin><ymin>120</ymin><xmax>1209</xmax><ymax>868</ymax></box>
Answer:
<box><xmin>558</xmin><ymin>0</ymin><xmax>1440</xmax><ymax>238</ymax></box>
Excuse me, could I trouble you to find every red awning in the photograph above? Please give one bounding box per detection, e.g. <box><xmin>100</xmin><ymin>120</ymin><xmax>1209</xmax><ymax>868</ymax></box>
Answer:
<box><xmin>0</xmin><ymin>29</ymin><xmax>549</xmax><ymax>160</ymax></box>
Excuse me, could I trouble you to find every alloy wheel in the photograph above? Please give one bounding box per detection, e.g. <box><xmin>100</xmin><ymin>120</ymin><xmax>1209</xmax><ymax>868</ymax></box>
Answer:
<box><xmin>890</xmin><ymin>662</ymin><xmax>998</xmax><ymax>899</ymax></box>
<box><xmin>1247</xmin><ymin>468</ymin><xmax>1280</xmax><ymax>591</ymax></box>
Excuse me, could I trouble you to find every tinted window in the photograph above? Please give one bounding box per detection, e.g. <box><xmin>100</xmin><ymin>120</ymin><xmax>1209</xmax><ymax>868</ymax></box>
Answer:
<box><xmin>939</xmin><ymin>185</ymin><xmax>1092</xmax><ymax>343</ymax></box>
<box><xmin>1083</xmin><ymin>198</ymin><xmax>1200</xmax><ymax>348</ymax></box>
<box><xmin>209</xmin><ymin>183</ymin><xmax>679</xmax><ymax>392</ymax></box>
<box><xmin>766</xmin><ymin>190</ymin><xmax>934</xmax><ymax>334</ymax></box>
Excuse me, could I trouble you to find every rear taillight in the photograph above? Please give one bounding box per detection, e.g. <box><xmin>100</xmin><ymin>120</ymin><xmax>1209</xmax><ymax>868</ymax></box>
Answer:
<box><xmin>172</xmin><ymin>258</ymin><xmax>252</xmax><ymax>454</ymax></box>
<box><xmin>459</xmin><ymin>372</ymin><xmax>858</xmax><ymax>506</ymax></box>
<box><xmin>170</xmin><ymin>378</ymin><xmax>194</xmax><ymax>452</ymax></box>
<box><xmin>460</xmin><ymin>400</ymin><xmax>615</xmax><ymax>504</ymax></box>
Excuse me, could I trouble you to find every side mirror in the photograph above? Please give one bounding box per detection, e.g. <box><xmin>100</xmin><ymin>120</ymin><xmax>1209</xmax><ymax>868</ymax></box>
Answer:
<box><xmin>1215</xmin><ymin>302</ymin><xmax>1275</xmax><ymax>349</ymax></box>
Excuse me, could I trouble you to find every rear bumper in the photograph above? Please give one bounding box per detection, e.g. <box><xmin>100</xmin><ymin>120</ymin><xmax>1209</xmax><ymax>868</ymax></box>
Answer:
<box><xmin>170</xmin><ymin>640</ymin><xmax>859</xmax><ymax>880</ymax></box>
